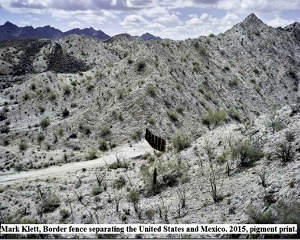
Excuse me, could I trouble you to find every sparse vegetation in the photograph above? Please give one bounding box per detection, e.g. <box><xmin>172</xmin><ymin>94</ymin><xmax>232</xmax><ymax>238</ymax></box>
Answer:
<box><xmin>171</xmin><ymin>130</ymin><xmax>191</xmax><ymax>152</ymax></box>
<box><xmin>40</xmin><ymin>117</ymin><xmax>50</xmax><ymax>129</ymax></box>
<box><xmin>98</xmin><ymin>138</ymin><xmax>108</xmax><ymax>151</ymax></box>
<box><xmin>231</xmin><ymin>140</ymin><xmax>264</xmax><ymax>167</ymax></box>
<box><xmin>146</xmin><ymin>84</ymin><xmax>156</xmax><ymax>97</ymax></box>
<box><xmin>275</xmin><ymin>141</ymin><xmax>295</xmax><ymax>164</ymax></box>
<box><xmin>202</xmin><ymin>109</ymin><xmax>227</xmax><ymax>128</ymax></box>
<box><xmin>132</xmin><ymin>130</ymin><xmax>142</xmax><ymax>142</ymax></box>
<box><xmin>167</xmin><ymin>111</ymin><xmax>178</xmax><ymax>122</ymax></box>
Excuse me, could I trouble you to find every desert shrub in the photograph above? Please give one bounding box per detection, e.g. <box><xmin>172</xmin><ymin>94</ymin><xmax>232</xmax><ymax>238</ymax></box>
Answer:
<box><xmin>113</xmin><ymin>175</ymin><xmax>126</xmax><ymax>189</ymax></box>
<box><xmin>253</xmin><ymin>68</ymin><xmax>260</xmax><ymax>75</ymax></box>
<box><xmin>49</xmin><ymin>91</ymin><xmax>57</xmax><ymax>101</ymax></box>
<box><xmin>285</xmin><ymin>131</ymin><xmax>295</xmax><ymax>142</ymax></box>
<box><xmin>127</xmin><ymin>59</ymin><xmax>133</xmax><ymax>64</ymax></box>
<box><xmin>38</xmin><ymin>105</ymin><xmax>45</xmax><ymax>113</ymax></box>
<box><xmin>231</xmin><ymin>141</ymin><xmax>264</xmax><ymax>167</ymax></box>
<box><xmin>209</xmin><ymin>33</ymin><xmax>215</xmax><ymax>37</ymax></box>
<box><xmin>40</xmin><ymin>192</ymin><xmax>60</xmax><ymax>213</ymax></box>
<box><xmin>247</xmin><ymin>204</ymin><xmax>275</xmax><ymax>224</ymax></box>
<box><xmin>145</xmin><ymin>209</ymin><xmax>155</xmax><ymax>220</ymax></box>
<box><xmin>117</xmin><ymin>88</ymin><xmax>126</xmax><ymax>100</ymax></box>
<box><xmin>100</xmin><ymin>125</ymin><xmax>111</xmax><ymax>137</ymax></box>
<box><xmin>59</xmin><ymin>209</ymin><xmax>70</xmax><ymax>219</ymax></box>
<box><xmin>40</xmin><ymin>117</ymin><xmax>50</xmax><ymax>129</ymax></box>
<box><xmin>148</xmin><ymin>116</ymin><xmax>155</xmax><ymax>125</ymax></box>
<box><xmin>146</xmin><ymin>84</ymin><xmax>156</xmax><ymax>97</ymax></box>
<box><xmin>109</xmin><ymin>158</ymin><xmax>129</xmax><ymax>170</ymax></box>
<box><xmin>137</xmin><ymin>61</ymin><xmax>146</xmax><ymax>72</ymax></box>
<box><xmin>63</xmin><ymin>85</ymin><xmax>71</xmax><ymax>95</ymax></box>
<box><xmin>19</xmin><ymin>142</ymin><xmax>28</xmax><ymax>151</ymax></box>
<box><xmin>37</xmin><ymin>134</ymin><xmax>45</xmax><ymax>144</ymax></box>
<box><xmin>0</xmin><ymin>111</ymin><xmax>7</xmax><ymax>121</ymax></box>
<box><xmin>86</xmin><ymin>84</ymin><xmax>94</xmax><ymax>92</ymax></box>
<box><xmin>202</xmin><ymin>109</ymin><xmax>227</xmax><ymax>128</ymax></box>
<box><xmin>192</xmin><ymin>62</ymin><xmax>200</xmax><ymax>72</ymax></box>
<box><xmin>269</xmin><ymin>119</ymin><xmax>285</xmax><ymax>133</ymax></box>
<box><xmin>171</xmin><ymin>130</ymin><xmax>191</xmax><ymax>152</ymax></box>
<box><xmin>86</xmin><ymin>149</ymin><xmax>97</xmax><ymax>160</ymax></box>
<box><xmin>132</xmin><ymin>130</ymin><xmax>142</xmax><ymax>142</ymax></box>
<box><xmin>176</xmin><ymin>106</ymin><xmax>184</xmax><ymax>114</ymax></box>
<box><xmin>91</xmin><ymin>185</ymin><xmax>102</xmax><ymax>196</ymax></box>
<box><xmin>275</xmin><ymin>141</ymin><xmax>295</xmax><ymax>164</ymax></box>
<box><xmin>22</xmin><ymin>93</ymin><xmax>30</xmax><ymax>101</ymax></box>
<box><xmin>98</xmin><ymin>138</ymin><xmax>108</xmax><ymax>151</ymax></box>
<box><xmin>0</xmin><ymin>125</ymin><xmax>10</xmax><ymax>133</ymax></box>
<box><xmin>167</xmin><ymin>111</ymin><xmax>178</xmax><ymax>122</ymax></box>
<box><xmin>127</xmin><ymin>189</ymin><xmax>140</xmax><ymax>212</ymax></box>
<box><xmin>62</xmin><ymin>108</ymin><xmax>70</xmax><ymax>118</ymax></box>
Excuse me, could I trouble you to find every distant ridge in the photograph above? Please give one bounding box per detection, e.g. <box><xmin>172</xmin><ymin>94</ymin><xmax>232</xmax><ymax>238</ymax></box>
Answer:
<box><xmin>140</xmin><ymin>32</ymin><xmax>162</xmax><ymax>40</ymax></box>
<box><xmin>0</xmin><ymin>21</ymin><xmax>110</xmax><ymax>41</ymax></box>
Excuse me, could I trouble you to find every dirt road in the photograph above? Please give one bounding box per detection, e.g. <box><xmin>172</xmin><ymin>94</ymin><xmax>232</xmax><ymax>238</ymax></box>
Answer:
<box><xmin>0</xmin><ymin>140</ymin><xmax>153</xmax><ymax>186</ymax></box>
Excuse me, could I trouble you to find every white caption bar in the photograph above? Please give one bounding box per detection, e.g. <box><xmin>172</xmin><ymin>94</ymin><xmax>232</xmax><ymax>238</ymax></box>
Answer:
<box><xmin>0</xmin><ymin>224</ymin><xmax>297</xmax><ymax>235</ymax></box>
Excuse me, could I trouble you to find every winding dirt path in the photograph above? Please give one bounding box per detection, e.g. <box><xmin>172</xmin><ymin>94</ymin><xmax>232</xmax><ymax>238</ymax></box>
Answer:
<box><xmin>0</xmin><ymin>140</ymin><xmax>153</xmax><ymax>186</ymax></box>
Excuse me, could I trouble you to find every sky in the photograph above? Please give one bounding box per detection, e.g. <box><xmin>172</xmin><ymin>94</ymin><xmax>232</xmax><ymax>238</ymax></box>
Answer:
<box><xmin>0</xmin><ymin>0</ymin><xmax>300</xmax><ymax>40</ymax></box>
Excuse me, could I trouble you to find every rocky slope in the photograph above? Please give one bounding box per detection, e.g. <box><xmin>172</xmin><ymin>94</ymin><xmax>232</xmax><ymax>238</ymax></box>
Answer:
<box><xmin>0</xmin><ymin>13</ymin><xmax>299</xmax><ymax>239</ymax></box>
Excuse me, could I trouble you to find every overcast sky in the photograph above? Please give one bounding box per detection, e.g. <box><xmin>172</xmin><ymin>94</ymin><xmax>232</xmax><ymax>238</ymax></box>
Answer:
<box><xmin>0</xmin><ymin>0</ymin><xmax>299</xmax><ymax>40</ymax></box>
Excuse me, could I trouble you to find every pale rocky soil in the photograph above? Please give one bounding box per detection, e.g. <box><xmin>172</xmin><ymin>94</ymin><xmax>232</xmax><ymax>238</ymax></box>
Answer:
<box><xmin>0</xmin><ymin>14</ymin><xmax>300</xmax><ymax>239</ymax></box>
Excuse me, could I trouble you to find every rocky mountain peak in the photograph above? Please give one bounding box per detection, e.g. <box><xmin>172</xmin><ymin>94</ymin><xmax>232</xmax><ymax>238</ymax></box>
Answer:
<box><xmin>243</xmin><ymin>13</ymin><xmax>264</xmax><ymax>25</ymax></box>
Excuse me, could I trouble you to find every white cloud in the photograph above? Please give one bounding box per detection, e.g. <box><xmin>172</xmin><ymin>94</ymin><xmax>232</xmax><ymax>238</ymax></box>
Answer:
<box><xmin>267</xmin><ymin>16</ymin><xmax>293</xmax><ymax>27</ymax></box>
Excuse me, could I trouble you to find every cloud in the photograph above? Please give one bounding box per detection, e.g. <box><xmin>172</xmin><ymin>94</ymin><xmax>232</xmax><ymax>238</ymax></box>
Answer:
<box><xmin>9</xmin><ymin>0</ymin><xmax>47</xmax><ymax>9</ymax></box>
<box><xmin>216</xmin><ymin>0</ymin><xmax>300</xmax><ymax>13</ymax></box>
<box><xmin>267</xmin><ymin>16</ymin><xmax>293</xmax><ymax>27</ymax></box>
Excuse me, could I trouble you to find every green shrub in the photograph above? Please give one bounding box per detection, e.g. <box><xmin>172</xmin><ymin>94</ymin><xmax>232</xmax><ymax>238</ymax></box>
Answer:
<box><xmin>127</xmin><ymin>189</ymin><xmax>140</xmax><ymax>209</ymax></box>
<box><xmin>86</xmin><ymin>84</ymin><xmax>94</xmax><ymax>92</ymax></box>
<box><xmin>109</xmin><ymin>159</ymin><xmax>129</xmax><ymax>170</ymax></box>
<box><xmin>145</xmin><ymin>209</ymin><xmax>155</xmax><ymax>220</ymax></box>
<box><xmin>86</xmin><ymin>149</ymin><xmax>97</xmax><ymax>160</ymax></box>
<box><xmin>91</xmin><ymin>185</ymin><xmax>102</xmax><ymax>196</ymax></box>
<box><xmin>98</xmin><ymin>138</ymin><xmax>108</xmax><ymax>151</ymax></box>
<box><xmin>202</xmin><ymin>109</ymin><xmax>227</xmax><ymax>128</ymax></box>
<box><xmin>132</xmin><ymin>130</ymin><xmax>142</xmax><ymax>142</ymax></box>
<box><xmin>171</xmin><ymin>130</ymin><xmax>191</xmax><ymax>152</ymax></box>
<box><xmin>37</xmin><ymin>134</ymin><xmax>45</xmax><ymax>144</ymax></box>
<box><xmin>49</xmin><ymin>91</ymin><xmax>57</xmax><ymax>101</ymax></box>
<box><xmin>146</xmin><ymin>84</ymin><xmax>156</xmax><ymax>97</ymax></box>
<box><xmin>176</xmin><ymin>106</ymin><xmax>184</xmax><ymax>114</ymax></box>
<box><xmin>167</xmin><ymin>111</ymin><xmax>178</xmax><ymax>122</ymax></box>
<box><xmin>247</xmin><ymin>204</ymin><xmax>275</xmax><ymax>224</ymax></box>
<box><xmin>275</xmin><ymin>141</ymin><xmax>295</xmax><ymax>164</ymax></box>
<box><xmin>19</xmin><ymin>142</ymin><xmax>28</xmax><ymax>151</ymax></box>
<box><xmin>127</xmin><ymin>59</ymin><xmax>133</xmax><ymax>64</ymax></box>
<box><xmin>231</xmin><ymin>141</ymin><xmax>264</xmax><ymax>167</ymax></box>
<box><xmin>40</xmin><ymin>192</ymin><xmax>60</xmax><ymax>213</ymax></box>
<box><xmin>60</xmin><ymin>209</ymin><xmax>70</xmax><ymax>219</ymax></box>
<box><xmin>100</xmin><ymin>125</ymin><xmax>111</xmax><ymax>137</ymax></box>
<box><xmin>148</xmin><ymin>116</ymin><xmax>155</xmax><ymax>125</ymax></box>
<box><xmin>40</xmin><ymin>117</ymin><xmax>50</xmax><ymax>129</ymax></box>
<box><xmin>192</xmin><ymin>62</ymin><xmax>200</xmax><ymax>73</ymax></box>
<box><xmin>63</xmin><ymin>85</ymin><xmax>71</xmax><ymax>95</ymax></box>
<box><xmin>117</xmin><ymin>88</ymin><xmax>126</xmax><ymax>100</ymax></box>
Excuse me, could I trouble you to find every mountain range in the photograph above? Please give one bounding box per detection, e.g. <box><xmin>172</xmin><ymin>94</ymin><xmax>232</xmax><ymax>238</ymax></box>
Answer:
<box><xmin>0</xmin><ymin>21</ymin><xmax>161</xmax><ymax>41</ymax></box>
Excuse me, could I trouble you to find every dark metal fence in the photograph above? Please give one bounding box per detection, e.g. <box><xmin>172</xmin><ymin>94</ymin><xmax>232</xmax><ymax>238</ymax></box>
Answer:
<box><xmin>145</xmin><ymin>128</ymin><xmax>166</xmax><ymax>152</ymax></box>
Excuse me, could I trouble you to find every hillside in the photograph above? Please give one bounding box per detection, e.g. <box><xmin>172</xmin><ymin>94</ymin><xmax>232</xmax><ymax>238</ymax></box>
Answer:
<box><xmin>0</xmin><ymin>13</ymin><xmax>299</xmax><ymax>239</ymax></box>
